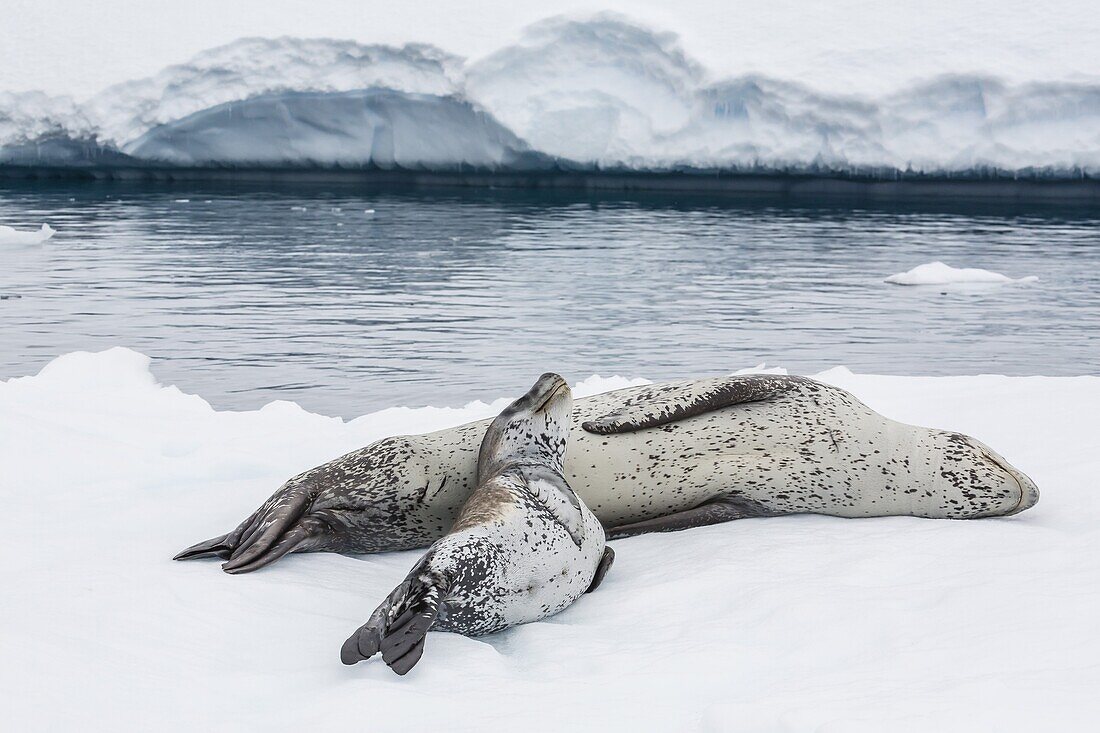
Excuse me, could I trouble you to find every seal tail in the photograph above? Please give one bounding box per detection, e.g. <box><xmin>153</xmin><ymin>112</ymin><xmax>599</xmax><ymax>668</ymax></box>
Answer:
<box><xmin>341</xmin><ymin>559</ymin><xmax>449</xmax><ymax>675</ymax></box>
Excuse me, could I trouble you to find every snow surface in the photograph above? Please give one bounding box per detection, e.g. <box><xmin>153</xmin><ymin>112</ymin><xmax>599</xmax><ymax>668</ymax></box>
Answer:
<box><xmin>2</xmin><ymin>14</ymin><xmax>1099</xmax><ymax>173</ymax></box>
<box><xmin>1</xmin><ymin>348</ymin><xmax>1095</xmax><ymax>731</ymax></box>
<box><xmin>886</xmin><ymin>262</ymin><xmax>1040</xmax><ymax>286</ymax></box>
<box><xmin>0</xmin><ymin>223</ymin><xmax>55</xmax><ymax>245</ymax></box>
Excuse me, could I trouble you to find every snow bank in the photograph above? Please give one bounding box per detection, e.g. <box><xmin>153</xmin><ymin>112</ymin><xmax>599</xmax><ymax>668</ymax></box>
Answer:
<box><xmin>886</xmin><ymin>261</ymin><xmax>1039</xmax><ymax>286</ymax></box>
<box><xmin>1</xmin><ymin>348</ymin><xmax>1095</xmax><ymax>731</ymax></box>
<box><xmin>3</xmin><ymin>16</ymin><xmax>1100</xmax><ymax>173</ymax></box>
<box><xmin>0</xmin><ymin>223</ymin><xmax>55</xmax><ymax>244</ymax></box>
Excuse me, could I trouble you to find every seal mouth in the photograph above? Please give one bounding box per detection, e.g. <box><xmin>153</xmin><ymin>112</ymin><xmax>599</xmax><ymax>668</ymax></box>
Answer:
<box><xmin>1003</xmin><ymin>466</ymin><xmax>1040</xmax><ymax>515</ymax></box>
<box><xmin>534</xmin><ymin>378</ymin><xmax>570</xmax><ymax>413</ymax></box>
<box><xmin>978</xmin><ymin>444</ymin><xmax>1040</xmax><ymax>516</ymax></box>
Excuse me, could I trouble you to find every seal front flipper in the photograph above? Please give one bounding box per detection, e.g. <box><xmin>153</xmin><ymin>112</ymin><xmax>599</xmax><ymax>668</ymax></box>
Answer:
<box><xmin>341</xmin><ymin>557</ymin><xmax>449</xmax><ymax>675</ymax></box>
<box><xmin>581</xmin><ymin>374</ymin><xmax>810</xmax><ymax>434</ymax></box>
<box><xmin>585</xmin><ymin>547</ymin><xmax>615</xmax><ymax>593</ymax></box>
<box><xmin>523</xmin><ymin>468</ymin><xmax>586</xmax><ymax>546</ymax></box>
<box><xmin>605</xmin><ymin>495</ymin><xmax>773</xmax><ymax>539</ymax></box>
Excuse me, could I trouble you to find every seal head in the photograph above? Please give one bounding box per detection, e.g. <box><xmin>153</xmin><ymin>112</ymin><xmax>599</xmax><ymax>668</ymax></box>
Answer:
<box><xmin>477</xmin><ymin>372</ymin><xmax>571</xmax><ymax>479</ymax></box>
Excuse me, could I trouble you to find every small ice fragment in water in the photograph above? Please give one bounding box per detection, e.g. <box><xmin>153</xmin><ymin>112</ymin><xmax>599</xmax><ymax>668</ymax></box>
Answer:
<box><xmin>364</xmin><ymin>209</ymin><xmax>375</xmax><ymax>214</ymax></box>
<box><xmin>0</xmin><ymin>223</ymin><xmax>55</xmax><ymax>245</ymax></box>
<box><xmin>291</xmin><ymin>206</ymin><xmax>307</xmax><ymax>212</ymax></box>
<box><xmin>174</xmin><ymin>199</ymin><xmax>190</xmax><ymax>203</ymax></box>
<box><xmin>885</xmin><ymin>262</ymin><xmax>1038</xmax><ymax>286</ymax></box>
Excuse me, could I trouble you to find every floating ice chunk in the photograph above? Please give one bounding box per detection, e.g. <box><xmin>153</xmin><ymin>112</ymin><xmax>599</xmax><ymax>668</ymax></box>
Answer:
<box><xmin>0</xmin><ymin>223</ymin><xmax>55</xmax><ymax>244</ymax></box>
<box><xmin>364</xmin><ymin>209</ymin><xmax>375</xmax><ymax>214</ymax></box>
<box><xmin>173</xmin><ymin>199</ymin><xmax>190</xmax><ymax>203</ymax></box>
<box><xmin>571</xmin><ymin>374</ymin><xmax>651</xmax><ymax>397</ymax></box>
<box><xmin>732</xmin><ymin>363</ymin><xmax>789</xmax><ymax>376</ymax></box>
<box><xmin>885</xmin><ymin>261</ymin><xmax>1039</xmax><ymax>286</ymax></box>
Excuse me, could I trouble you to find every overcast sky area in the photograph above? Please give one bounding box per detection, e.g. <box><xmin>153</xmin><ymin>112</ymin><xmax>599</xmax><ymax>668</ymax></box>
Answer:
<box><xmin>4</xmin><ymin>0</ymin><xmax>1099</xmax><ymax>99</ymax></box>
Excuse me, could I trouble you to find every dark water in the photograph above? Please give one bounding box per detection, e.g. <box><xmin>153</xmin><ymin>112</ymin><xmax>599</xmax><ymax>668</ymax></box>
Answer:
<box><xmin>2</xmin><ymin>183</ymin><xmax>1098</xmax><ymax>417</ymax></box>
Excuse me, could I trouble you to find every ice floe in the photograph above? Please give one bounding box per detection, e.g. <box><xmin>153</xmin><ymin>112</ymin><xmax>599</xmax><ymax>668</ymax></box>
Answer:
<box><xmin>0</xmin><ymin>223</ymin><xmax>55</xmax><ymax>244</ymax></box>
<box><xmin>0</xmin><ymin>348</ymin><xmax>1094</xmax><ymax>731</ymax></box>
<box><xmin>886</xmin><ymin>261</ymin><xmax>1039</xmax><ymax>285</ymax></box>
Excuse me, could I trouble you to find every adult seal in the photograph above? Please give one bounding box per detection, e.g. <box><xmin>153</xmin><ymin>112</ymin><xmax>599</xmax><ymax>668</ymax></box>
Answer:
<box><xmin>176</xmin><ymin>374</ymin><xmax>1039</xmax><ymax>573</ymax></box>
<box><xmin>340</xmin><ymin>373</ymin><xmax>612</xmax><ymax>674</ymax></box>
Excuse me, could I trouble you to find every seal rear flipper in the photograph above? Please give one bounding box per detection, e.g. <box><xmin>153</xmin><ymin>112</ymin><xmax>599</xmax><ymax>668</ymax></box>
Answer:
<box><xmin>605</xmin><ymin>495</ymin><xmax>772</xmax><ymax>539</ymax></box>
<box><xmin>220</xmin><ymin>487</ymin><xmax>315</xmax><ymax>573</ymax></box>
<box><xmin>585</xmin><ymin>546</ymin><xmax>615</xmax><ymax>593</ymax></box>
<box><xmin>341</xmin><ymin>559</ymin><xmax>449</xmax><ymax>675</ymax></box>
<box><xmin>581</xmin><ymin>374</ymin><xmax>811</xmax><ymax>434</ymax></box>
<box><xmin>220</xmin><ymin>517</ymin><xmax>328</xmax><ymax>574</ymax></box>
<box><xmin>173</xmin><ymin>497</ymin><xmax>274</xmax><ymax>561</ymax></box>
<box><xmin>173</xmin><ymin>533</ymin><xmax>234</xmax><ymax>561</ymax></box>
<box><xmin>174</xmin><ymin>480</ymin><xmax>318</xmax><ymax>568</ymax></box>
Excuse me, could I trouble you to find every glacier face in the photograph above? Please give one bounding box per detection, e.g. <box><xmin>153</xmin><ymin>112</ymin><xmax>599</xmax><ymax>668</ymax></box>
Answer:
<box><xmin>2</xmin><ymin>16</ymin><xmax>1098</xmax><ymax>175</ymax></box>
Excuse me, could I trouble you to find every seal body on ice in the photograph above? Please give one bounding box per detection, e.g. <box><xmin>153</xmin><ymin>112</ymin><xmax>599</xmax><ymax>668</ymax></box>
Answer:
<box><xmin>339</xmin><ymin>373</ymin><xmax>613</xmax><ymax>674</ymax></box>
<box><xmin>176</xmin><ymin>374</ymin><xmax>1039</xmax><ymax>572</ymax></box>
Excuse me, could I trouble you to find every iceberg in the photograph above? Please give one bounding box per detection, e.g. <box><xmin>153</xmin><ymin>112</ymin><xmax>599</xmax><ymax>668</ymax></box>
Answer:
<box><xmin>85</xmin><ymin>37</ymin><xmax>464</xmax><ymax>147</ymax></box>
<box><xmin>126</xmin><ymin>89</ymin><xmax>541</xmax><ymax>168</ymax></box>
<box><xmin>0</xmin><ymin>223</ymin><xmax>55</xmax><ymax>244</ymax></box>
<box><xmin>2</xmin><ymin>16</ymin><xmax>1099</xmax><ymax>177</ymax></box>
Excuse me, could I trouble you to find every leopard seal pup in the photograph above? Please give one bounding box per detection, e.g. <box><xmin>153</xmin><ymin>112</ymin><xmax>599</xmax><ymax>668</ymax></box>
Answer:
<box><xmin>339</xmin><ymin>373</ymin><xmax>613</xmax><ymax>674</ymax></box>
<box><xmin>176</xmin><ymin>373</ymin><xmax>1039</xmax><ymax>572</ymax></box>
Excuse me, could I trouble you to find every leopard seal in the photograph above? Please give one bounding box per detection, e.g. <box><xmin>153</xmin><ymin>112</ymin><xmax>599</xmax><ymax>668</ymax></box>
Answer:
<box><xmin>175</xmin><ymin>373</ymin><xmax>1039</xmax><ymax>572</ymax></box>
<box><xmin>339</xmin><ymin>373</ymin><xmax>613</xmax><ymax>674</ymax></box>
